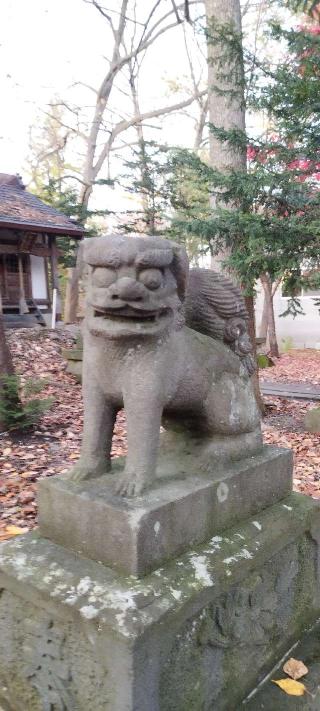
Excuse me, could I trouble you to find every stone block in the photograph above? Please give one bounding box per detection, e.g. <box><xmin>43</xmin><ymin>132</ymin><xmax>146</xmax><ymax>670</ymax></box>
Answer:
<box><xmin>0</xmin><ymin>493</ymin><xmax>320</xmax><ymax>711</ymax></box>
<box><xmin>38</xmin><ymin>445</ymin><xmax>292</xmax><ymax>576</ymax></box>
<box><xmin>65</xmin><ymin>358</ymin><xmax>82</xmax><ymax>382</ymax></box>
<box><xmin>304</xmin><ymin>407</ymin><xmax>320</xmax><ymax>433</ymax></box>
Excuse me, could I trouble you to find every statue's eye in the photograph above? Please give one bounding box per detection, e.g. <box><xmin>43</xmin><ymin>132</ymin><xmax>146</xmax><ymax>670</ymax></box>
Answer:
<box><xmin>92</xmin><ymin>267</ymin><xmax>116</xmax><ymax>287</ymax></box>
<box><xmin>139</xmin><ymin>268</ymin><xmax>163</xmax><ymax>290</ymax></box>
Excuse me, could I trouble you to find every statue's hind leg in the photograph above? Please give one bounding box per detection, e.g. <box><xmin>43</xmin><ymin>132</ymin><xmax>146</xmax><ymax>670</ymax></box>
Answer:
<box><xmin>202</xmin><ymin>372</ymin><xmax>262</xmax><ymax>463</ymax></box>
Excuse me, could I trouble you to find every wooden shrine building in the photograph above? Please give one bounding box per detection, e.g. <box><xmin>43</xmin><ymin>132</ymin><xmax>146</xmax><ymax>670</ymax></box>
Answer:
<box><xmin>0</xmin><ymin>174</ymin><xmax>84</xmax><ymax>327</ymax></box>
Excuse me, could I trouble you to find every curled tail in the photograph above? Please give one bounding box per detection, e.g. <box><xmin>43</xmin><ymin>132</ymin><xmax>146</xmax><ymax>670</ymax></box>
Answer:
<box><xmin>184</xmin><ymin>268</ymin><xmax>256</xmax><ymax>375</ymax></box>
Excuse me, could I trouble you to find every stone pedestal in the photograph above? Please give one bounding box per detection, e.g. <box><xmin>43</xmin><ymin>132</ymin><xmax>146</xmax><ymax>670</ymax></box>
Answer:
<box><xmin>0</xmin><ymin>448</ymin><xmax>320</xmax><ymax>711</ymax></box>
<box><xmin>38</xmin><ymin>446</ymin><xmax>292</xmax><ymax>576</ymax></box>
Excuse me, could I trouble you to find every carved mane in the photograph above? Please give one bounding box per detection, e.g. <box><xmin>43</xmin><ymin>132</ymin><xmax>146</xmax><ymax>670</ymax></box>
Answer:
<box><xmin>184</xmin><ymin>268</ymin><xmax>256</xmax><ymax>374</ymax></box>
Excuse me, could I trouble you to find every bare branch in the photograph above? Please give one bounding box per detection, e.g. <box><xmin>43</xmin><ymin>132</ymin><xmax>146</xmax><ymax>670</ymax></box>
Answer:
<box><xmin>194</xmin><ymin>95</ymin><xmax>209</xmax><ymax>149</ymax></box>
<box><xmin>72</xmin><ymin>81</ymin><xmax>98</xmax><ymax>95</ymax></box>
<box><xmin>182</xmin><ymin>24</ymin><xmax>202</xmax><ymax>101</ymax></box>
<box><xmin>94</xmin><ymin>89</ymin><xmax>207</xmax><ymax>176</ymax></box>
<box><xmin>83</xmin><ymin>0</ymin><xmax>116</xmax><ymax>37</ymax></box>
<box><xmin>59</xmin><ymin>174</ymin><xmax>90</xmax><ymax>186</ymax></box>
<box><xmin>40</xmin><ymin>108</ymin><xmax>88</xmax><ymax>142</ymax></box>
<box><xmin>83</xmin><ymin>0</ymin><xmax>145</xmax><ymax>27</ymax></box>
<box><xmin>171</xmin><ymin>0</ymin><xmax>183</xmax><ymax>24</ymax></box>
<box><xmin>135</xmin><ymin>0</ymin><xmax>163</xmax><ymax>55</ymax></box>
<box><xmin>79</xmin><ymin>0</ymin><xmax>203</xmax><ymax>207</ymax></box>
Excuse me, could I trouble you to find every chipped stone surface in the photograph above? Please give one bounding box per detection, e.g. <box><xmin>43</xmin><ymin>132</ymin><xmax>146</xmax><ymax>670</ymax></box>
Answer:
<box><xmin>189</xmin><ymin>555</ymin><xmax>214</xmax><ymax>586</ymax></box>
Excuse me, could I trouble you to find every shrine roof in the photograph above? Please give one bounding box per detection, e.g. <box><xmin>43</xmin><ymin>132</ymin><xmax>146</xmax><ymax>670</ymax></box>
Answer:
<box><xmin>0</xmin><ymin>174</ymin><xmax>84</xmax><ymax>237</ymax></box>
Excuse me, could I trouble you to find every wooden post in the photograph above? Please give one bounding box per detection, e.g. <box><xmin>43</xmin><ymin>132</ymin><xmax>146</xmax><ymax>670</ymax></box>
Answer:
<box><xmin>51</xmin><ymin>288</ymin><xmax>57</xmax><ymax>329</ymax></box>
<box><xmin>50</xmin><ymin>237</ymin><xmax>62</xmax><ymax>320</ymax></box>
<box><xmin>18</xmin><ymin>254</ymin><xmax>29</xmax><ymax>314</ymax></box>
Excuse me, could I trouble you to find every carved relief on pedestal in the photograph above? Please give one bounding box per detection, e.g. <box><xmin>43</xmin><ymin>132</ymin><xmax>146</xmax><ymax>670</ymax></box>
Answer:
<box><xmin>0</xmin><ymin>591</ymin><xmax>109</xmax><ymax>711</ymax></box>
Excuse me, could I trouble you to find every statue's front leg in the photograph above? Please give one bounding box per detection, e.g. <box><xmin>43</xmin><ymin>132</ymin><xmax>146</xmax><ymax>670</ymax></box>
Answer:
<box><xmin>66</xmin><ymin>377</ymin><xmax>116</xmax><ymax>482</ymax></box>
<box><xmin>115</xmin><ymin>395</ymin><xmax>163</xmax><ymax>497</ymax></box>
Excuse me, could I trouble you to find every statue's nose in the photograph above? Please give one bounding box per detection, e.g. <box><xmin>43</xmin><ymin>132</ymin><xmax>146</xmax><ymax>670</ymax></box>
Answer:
<box><xmin>110</xmin><ymin>277</ymin><xmax>146</xmax><ymax>302</ymax></box>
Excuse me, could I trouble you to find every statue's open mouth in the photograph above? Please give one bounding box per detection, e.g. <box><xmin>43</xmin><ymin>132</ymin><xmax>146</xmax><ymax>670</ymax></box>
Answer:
<box><xmin>93</xmin><ymin>306</ymin><xmax>170</xmax><ymax>323</ymax></box>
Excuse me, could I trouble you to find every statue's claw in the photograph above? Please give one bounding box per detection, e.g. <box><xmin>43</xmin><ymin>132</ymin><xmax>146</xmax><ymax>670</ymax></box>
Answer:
<box><xmin>65</xmin><ymin>459</ymin><xmax>109</xmax><ymax>482</ymax></box>
<box><xmin>114</xmin><ymin>472</ymin><xmax>147</xmax><ymax>497</ymax></box>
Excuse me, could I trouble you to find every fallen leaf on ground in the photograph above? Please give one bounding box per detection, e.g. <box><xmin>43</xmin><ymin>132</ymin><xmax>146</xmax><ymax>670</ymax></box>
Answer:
<box><xmin>283</xmin><ymin>657</ymin><xmax>309</xmax><ymax>680</ymax></box>
<box><xmin>272</xmin><ymin>678</ymin><xmax>307</xmax><ymax>696</ymax></box>
<box><xmin>5</xmin><ymin>524</ymin><xmax>29</xmax><ymax>536</ymax></box>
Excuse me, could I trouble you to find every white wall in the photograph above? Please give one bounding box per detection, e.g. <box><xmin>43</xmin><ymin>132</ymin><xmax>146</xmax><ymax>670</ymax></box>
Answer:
<box><xmin>30</xmin><ymin>255</ymin><xmax>47</xmax><ymax>301</ymax></box>
<box><xmin>255</xmin><ymin>282</ymin><xmax>320</xmax><ymax>350</ymax></box>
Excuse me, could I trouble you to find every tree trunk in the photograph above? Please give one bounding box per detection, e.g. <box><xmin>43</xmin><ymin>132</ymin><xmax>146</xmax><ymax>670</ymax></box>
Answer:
<box><xmin>205</xmin><ymin>0</ymin><xmax>246</xmax><ymax>175</ymax></box>
<box><xmin>205</xmin><ymin>0</ymin><xmax>264</xmax><ymax>408</ymax></box>
<box><xmin>259</xmin><ymin>291</ymin><xmax>269</xmax><ymax>340</ymax></box>
<box><xmin>129</xmin><ymin>70</ymin><xmax>150</xmax><ymax>229</ymax></box>
<box><xmin>204</xmin><ymin>0</ymin><xmax>246</xmax><ymax>271</ymax></box>
<box><xmin>260</xmin><ymin>273</ymin><xmax>280</xmax><ymax>358</ymax></box>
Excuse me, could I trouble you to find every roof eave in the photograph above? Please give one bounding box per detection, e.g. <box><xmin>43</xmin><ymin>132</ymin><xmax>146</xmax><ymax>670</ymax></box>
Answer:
<box><xmin>0</xmin><ymin>219</ymin><xmax>84</xmax><ymax>238</ymax></box>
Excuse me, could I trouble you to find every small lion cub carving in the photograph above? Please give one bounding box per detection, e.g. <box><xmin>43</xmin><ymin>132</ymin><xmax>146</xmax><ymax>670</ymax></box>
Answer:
<box><xmin>67</xmin><ymin>234</ymin><xmax>261</xmax><ymax>496</ymax></box>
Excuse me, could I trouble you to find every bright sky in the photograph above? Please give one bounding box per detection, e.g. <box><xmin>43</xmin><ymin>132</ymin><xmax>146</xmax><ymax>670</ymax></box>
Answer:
<box><xmin>0</xmin><ymin>0</ymin><xmax>205</xmax><ymax>180</ymax></box>
<box><xmin>0</xmin><ymin>0</ymin><xmax>284</xmax><ymax>223</ymax></box>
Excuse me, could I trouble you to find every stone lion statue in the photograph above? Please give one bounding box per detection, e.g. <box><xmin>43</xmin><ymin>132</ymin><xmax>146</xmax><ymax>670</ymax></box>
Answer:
<box><xmin>67</xmin><ymin>234</ymin><xmax>261</xmax><ymax>496</ymax></box>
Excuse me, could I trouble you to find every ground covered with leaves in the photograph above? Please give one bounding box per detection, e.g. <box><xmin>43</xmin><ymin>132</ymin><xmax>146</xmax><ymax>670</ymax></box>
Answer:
<box><xmin>261</xmin><ymin>351</ymin><xmax>320</xmax><ymax>498</ymax></box>
<box><xmin>0</xmin><ymin>329</ymin><xmax>126</xmax><ymax>541</ymax></box>
<box><xmin>1</xmin><ymin>333</ymin><xmax>320</xmax><ymax>541</ymax></box>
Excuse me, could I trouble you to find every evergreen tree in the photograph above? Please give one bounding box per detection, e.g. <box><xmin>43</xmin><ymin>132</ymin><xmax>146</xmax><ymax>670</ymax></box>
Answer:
<box><xmin>170</xmin><ymin>20</ymin><xmax>320</xmax><ymax>354</ymax></box>
<box><xmin>119</xmin><ymin>142</ymin><xmax>170</xmax><ymax>236</ymax></box>
<box><xmin>117</xmin><ymin>18</ymin><xmax>320</xmax><ymax>358</ymax></box>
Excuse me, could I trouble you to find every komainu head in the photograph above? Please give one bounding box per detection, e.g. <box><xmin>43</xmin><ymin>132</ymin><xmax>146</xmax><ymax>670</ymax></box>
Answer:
<box><xmin>83</xmin><ymin>234</ymin><xmax>189</xmax><ymax>338</ymax></box>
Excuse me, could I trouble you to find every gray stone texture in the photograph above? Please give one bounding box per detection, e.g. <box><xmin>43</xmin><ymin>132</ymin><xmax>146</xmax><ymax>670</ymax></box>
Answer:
<box><xmin>65</xmin><ymin>233</ymin><xmax>261</xmax><ymax>497</ymax></box>
<box><xmin>1</xmin><ymin>493</ymin><xmax>320</xmax><ymax>711</ymax></box>
<box><xmin>38</xmin><ymin>445</ymin><xmax>292</xmax><ymax>576</ymax></box>
<box><xmin>304</xmin><ymin>406</ymin><xmax>320</xmax><ymax>433</ymax></box>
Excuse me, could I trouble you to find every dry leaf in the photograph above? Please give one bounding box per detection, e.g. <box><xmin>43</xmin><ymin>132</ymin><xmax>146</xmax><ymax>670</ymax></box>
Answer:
<box><xmin>3</xmin><ymin>447</ymin><xmax>12</xmax><ymax>456</ymax></box>
<box><xmin>5</xmin><ymin>525</ymin><xmax>28</xmax><ymax>536</ymax></box>
<box><xmin>272</xmin><ymin>678</ymin><xmax>307</xmax><ymax>696</ymax></box>
<box><xmin>283</xmin><ymin>657</ymin><xmax>308</xmax><ymax>680</ymax></box>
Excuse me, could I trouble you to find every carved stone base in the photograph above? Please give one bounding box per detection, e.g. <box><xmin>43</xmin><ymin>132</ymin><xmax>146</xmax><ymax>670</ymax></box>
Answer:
<box><xmin>0</xmin><ymin>493</ymin><xmax>320</xmax><ymax>711</ymax></box>
<box><xmin>37</xmin><ymin>445</ymin><xmax>292</xmax><ymax>576</ymax></box>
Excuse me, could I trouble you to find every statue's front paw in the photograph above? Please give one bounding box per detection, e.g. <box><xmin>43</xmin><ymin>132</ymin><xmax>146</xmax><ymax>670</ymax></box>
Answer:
<box><xmin>65</xmin><ymin>459</ymin><xmax>109</xmax><ymax>483</ymax></box>
<box><xmin>114</xmin><ymin>472</ymin><xmax>148</xmax><ymax>497</ymax></box>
